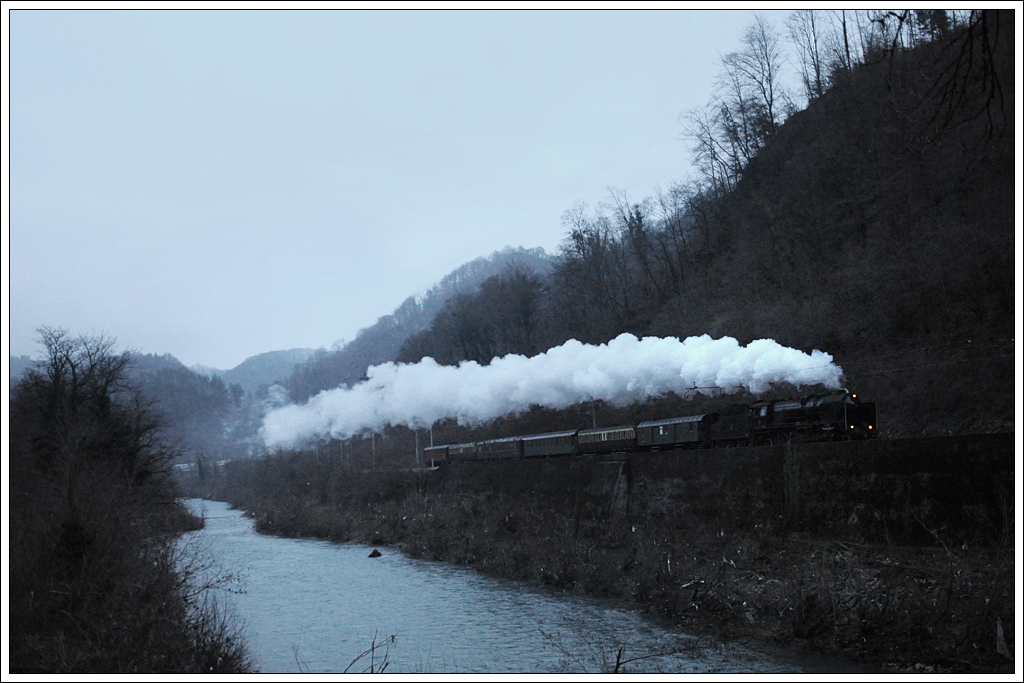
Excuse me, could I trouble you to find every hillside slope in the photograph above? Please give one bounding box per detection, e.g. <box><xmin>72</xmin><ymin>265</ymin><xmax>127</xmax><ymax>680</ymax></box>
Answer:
<box><xmin>662</xmin><ymin>15</ymin><xmax>1015</xmax><ymax>436</ymax></box>
<box><xmin>219</xmin><ymin>348</ymin><xmax>317</xmax><ymax>394</ymax></box>
<box><xmin>284</xmin><ymin>246</ymin><xmax>552</xmax><ymax>402</ymax></box>
<box><xmin>397</xmin><ymin>13</ymin><xmax>1014</xmax><ymax>440</ymax></box>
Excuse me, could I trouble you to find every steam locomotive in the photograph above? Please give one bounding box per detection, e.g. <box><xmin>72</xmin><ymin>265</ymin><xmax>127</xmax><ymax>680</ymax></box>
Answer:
<box><xmin>424</xmin><ymin>390</ymin><xmax>877</xmax><ymax>465</ymax></box>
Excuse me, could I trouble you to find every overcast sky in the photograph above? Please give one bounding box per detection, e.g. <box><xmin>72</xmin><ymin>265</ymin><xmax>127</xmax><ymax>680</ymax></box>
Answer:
<box><xmin>8</xmin><ymin>8</ymin><xmax>797</xmax><ymax>370</ymax></box>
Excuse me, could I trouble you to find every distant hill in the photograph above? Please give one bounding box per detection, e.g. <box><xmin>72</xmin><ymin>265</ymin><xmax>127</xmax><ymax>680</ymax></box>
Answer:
<box><xmin>220</xmin><ymin>348</ymin><xmax>317</xmax><ymax>394</ymax></box>
<box><xmin>188</xmin><ymin>348</ymin><xmax>320</xmax><ymax>393</ymax></box>
<box><xmin>13</xmin><ymin>347</ymin><xmax>313</xmax><ymax>399</ymax></box>
<box><xmin>129</xmin><ymin>352</ymin><xmax>245</xmax><ymax>461</ymax></box>
<box><xmin>188</xmin><ymin>363</ymin><xmax>224</xmax><ymax>378</ymax></box>
<box><xmin>9</xmin><ymin>355</ymin><xmax>38</xmax><ymax>389</ymax></box>
<box><xmin>285</xmin><ymin>246</ymin><xmax>553</xmax><ymax>402</ymax></box>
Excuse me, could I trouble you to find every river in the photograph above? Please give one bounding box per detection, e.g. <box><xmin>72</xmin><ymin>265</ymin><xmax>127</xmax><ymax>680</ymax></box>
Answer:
<box><xmin>181</xmin><ymin>499</ymin><xmax>864</xmax><ymax>673</ymax></box>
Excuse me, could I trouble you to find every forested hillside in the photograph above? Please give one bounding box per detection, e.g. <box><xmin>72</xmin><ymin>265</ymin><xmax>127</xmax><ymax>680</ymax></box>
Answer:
<box><xmin>218</xmin><ymin>348</ymin><xmax>316</xmax><ymax>394</ymax></box>
<box><xmin>394</xmin><ymin>10</ymin><xmax>1014</xmax><ymax>439</ymax></box>
<box><xmin>130</xmin><ymin>353</ymin><xmax>250</xmax><ymax>461</ymax></box>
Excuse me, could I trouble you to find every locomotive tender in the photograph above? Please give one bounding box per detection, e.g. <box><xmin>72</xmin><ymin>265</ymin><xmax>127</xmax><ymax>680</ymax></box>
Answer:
<box><xmin>424</xmin><ymin>390</ymin><xmax>876</xmax><ymax>465</ymax></box>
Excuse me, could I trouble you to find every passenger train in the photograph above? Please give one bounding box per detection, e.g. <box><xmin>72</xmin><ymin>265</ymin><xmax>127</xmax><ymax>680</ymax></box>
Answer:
<box><xmin>423</xmin><ymin>390</ymin><xmax>877</xmax><ymax>465</ymax></box>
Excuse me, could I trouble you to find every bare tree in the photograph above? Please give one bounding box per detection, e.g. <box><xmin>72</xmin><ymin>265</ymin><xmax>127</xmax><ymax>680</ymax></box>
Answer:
<box><xmin>820</xmin><ymin>9</ymin><xmax>859</xmax><ymax>82</ymax></box>
<box><xmin>906</xmin><ymin>9</ymin><xmax>1010</xmax><ymax>141</ymax></box>
<box><xmin>9</xmin><ymin>329</ymin><xmax>252</xmax><ymax>673</ymax></box>
<box><xmin>787</xmin><ymin>10</ymin><xmax>826</xmax><ymax>102</ymax></box>
<box><xmin>681</xmin><ymin>102</ymin><xmax>738</xmax><ymax>192</ymax></box>
<box><xmin>683</xmin><ymin>15</ymin><xmax>791</xmax><ymax>194</ymax></box>
<box><xmin>722</xmin><ymin>14</ymin><xmax>790</xmax><ymax>139</ymax></box>
<box><xmin>13</xmin><ymin>327</ymin><xmax>176</xmax><ymax>487</ymax></box>
<box><xmin>552</xmin><ymin>203</ymin><xmax>639</xmax><ymax>339</ymax></box>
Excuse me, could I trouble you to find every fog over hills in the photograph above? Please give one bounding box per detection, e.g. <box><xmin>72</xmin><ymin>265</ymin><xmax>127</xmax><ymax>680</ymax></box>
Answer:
<box><xmin>189</xmin><ymin>349</ymin><xmax>317</xmax><ymax>395</ymax></box>
<box><xmin>9</xmin><ymin>246</ymin><xmax>552</xmax><ymax>398</ymax></box>
<box><xmin>8</xmin><ymin>355</ymin><xmax>37</xmax><ymax>389</ymax></box>
<box><xmin>211</xmin><ymin>348</ymin><xmax>318</xmax><ymax>394</ymax></box>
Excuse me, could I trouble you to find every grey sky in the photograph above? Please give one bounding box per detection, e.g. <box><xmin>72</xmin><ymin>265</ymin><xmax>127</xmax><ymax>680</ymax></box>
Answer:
<box><xmin>8</xmin><ymin>8</ymin><xmax>794</xmax><ymax>370</ymax></box>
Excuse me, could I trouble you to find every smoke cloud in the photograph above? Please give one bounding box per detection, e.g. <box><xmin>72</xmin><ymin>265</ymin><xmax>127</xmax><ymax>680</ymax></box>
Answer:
<box><xmin>260</xmin><ymin>333</ymin><xmax>844</xmax><ymax>448</ymax></box>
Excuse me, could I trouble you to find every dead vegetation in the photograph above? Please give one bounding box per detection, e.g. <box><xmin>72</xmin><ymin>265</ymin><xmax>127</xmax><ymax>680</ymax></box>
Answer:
<box><xmin>206</xmin><ymin>447</ymin><xmax>1014</xmax><ymax>673</ymax></box>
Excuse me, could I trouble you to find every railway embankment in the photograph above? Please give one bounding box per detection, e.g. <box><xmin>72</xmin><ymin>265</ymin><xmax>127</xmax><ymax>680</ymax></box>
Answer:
<box><xmin>628</xmin><ymin>434</ymin><xmax>1014</xmax><ymax>547</ymax></box>
<box><xmin>200</xmin><ymin>434</ymin><xmax>1015</xmax><ymax>673</ymax></box>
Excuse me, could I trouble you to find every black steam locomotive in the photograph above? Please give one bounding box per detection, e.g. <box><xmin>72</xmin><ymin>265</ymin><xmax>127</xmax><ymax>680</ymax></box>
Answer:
<box><xmin>424</xmin><ymin>390</ymin><xmax>877</xmax><ymax>465</ymax></box>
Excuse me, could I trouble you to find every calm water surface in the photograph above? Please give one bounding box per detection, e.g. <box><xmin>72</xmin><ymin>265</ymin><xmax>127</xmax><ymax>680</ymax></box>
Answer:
<box><xmin>182</xmin><ymin>499</ymin><xmax>853</xmax><ymax>674</ymax></box>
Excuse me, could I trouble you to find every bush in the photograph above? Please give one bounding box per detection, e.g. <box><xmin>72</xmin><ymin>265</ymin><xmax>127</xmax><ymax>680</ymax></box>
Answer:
<box><xmin>8</xmin><ymin>328</ymin><xmax>254</xmax><ymax>673</ymax></box>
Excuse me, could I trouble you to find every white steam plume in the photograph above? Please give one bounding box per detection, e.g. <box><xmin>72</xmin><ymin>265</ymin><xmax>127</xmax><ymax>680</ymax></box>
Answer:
<box><xmin>260</xmin><ymin>334</ymin><xmax>844</xmax><ymax>448</ymax></box>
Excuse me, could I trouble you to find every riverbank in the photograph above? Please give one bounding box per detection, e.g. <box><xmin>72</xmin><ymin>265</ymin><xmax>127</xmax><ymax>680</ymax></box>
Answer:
<box><xmin>196</xmin><ymin>443</ymin><xmax>1015</xmax><ymax>674</ymax></box>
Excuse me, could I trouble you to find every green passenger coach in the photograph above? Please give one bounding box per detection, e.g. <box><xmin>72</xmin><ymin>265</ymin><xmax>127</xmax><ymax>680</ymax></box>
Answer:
<box><xmin>577</xmin><ymin>425</ymin><xmax>636</xmax><ymax>455</ymax></box>
<box><xmin>521</xmin><ymin>430</ymin><xmax>578</xmax><ymax>458</ymax></box>
<box><xmin>636</xmin><ymin>414</ymin><xmax>714</xmax><ymax>450</ymax></box>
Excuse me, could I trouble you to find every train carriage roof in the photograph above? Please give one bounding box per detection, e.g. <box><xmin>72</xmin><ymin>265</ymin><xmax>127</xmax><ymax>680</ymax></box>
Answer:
<box><xmin>637</xmin><ymin>414</ymin><xmax>711</xmax><ymax>428</ymax></box>
<box><xmin>578</xmin><ymin>425</ymin><xmax>635</xmax><ymax>436</ymax></box>
<box><xmin>479</xmin><ymin>436</ymin><xmax>522</xmax><ymax>444</ymax></box>
<box><xmin>520</xmin><ymin>430</ymin><xmax>579</xmax><ymax>441</ymax></box>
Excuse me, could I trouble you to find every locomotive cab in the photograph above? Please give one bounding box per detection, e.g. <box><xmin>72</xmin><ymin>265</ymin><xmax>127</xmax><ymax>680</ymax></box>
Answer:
<box><xmin>753</xmin><ymin>390</ymin><xmax>877</xmax><ymax>442</ymax></box>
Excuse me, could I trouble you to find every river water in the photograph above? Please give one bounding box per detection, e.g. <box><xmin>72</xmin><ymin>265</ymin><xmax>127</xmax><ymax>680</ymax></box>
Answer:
<box><xmin>181</xmin><ymin>499</ymin><xmax>857</xmax><ymax>674</ymax></box>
